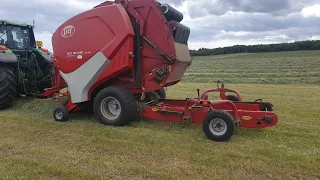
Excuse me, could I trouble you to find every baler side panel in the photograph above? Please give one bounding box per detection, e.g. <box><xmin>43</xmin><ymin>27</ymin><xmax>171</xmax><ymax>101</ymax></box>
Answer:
<box><xmin>88</xmin><ymin>36</ymin><xmax>134</xmax><ymax>99</ymax></box>
<box><xmin>52</xmin><ymin>5</ymin><xmax>134</xmax><ymax>74</ymax></box>
<box><xmin>133</xmin><ymin>0</ymin><xmax>176</xmax><ymax>60</ymax></box>
<box><xmin>60</xmin><ymin>52</ymin><xmax>110</xmax><ymax>103</ymax></box>
<box><xmin>132</xmin><ymin>0</ymin><xmax>191</xmax><ymax>89</ymax></box>
<box><xmin>52</xmin><ymin>5</ymin><xmax>135</xmax><ymax>103</ymax></box>
<box><xmin>123</xmin><ymin>0</ymin><xmax>179</xmax><ymax>92</ymax></box>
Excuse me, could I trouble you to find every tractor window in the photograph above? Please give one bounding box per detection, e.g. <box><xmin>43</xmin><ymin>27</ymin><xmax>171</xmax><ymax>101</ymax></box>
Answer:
<box><xmin>0</xmin><ymin>24</ymin><xmax>31</xmax><ymax>50</ymax></box>
<box><xmin>0</xmin><ymin>29</ymin><xmax>7</xmax><ymax>45</ymax></box>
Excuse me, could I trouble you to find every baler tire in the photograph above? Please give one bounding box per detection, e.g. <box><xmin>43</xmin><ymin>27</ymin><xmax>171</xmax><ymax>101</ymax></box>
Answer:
<box><xmin>227</xmin><ymin>95</ymin><xmax>239</xmax><ymax>102</ymax></box>
<box><xmin>93</xmin><ymin>86</ymin><xmax>139</xmax><ymax>126</ymax></box>
<box><xmin>155</xmin><ymin>88</ymin><xmax>166</xmax><ymax>99</ymax></box>
<box><xmin>0</xmin><ymin>64</ymin><xmax>17</xmax><ymax>110</ymax></box>
<box><xmin>202</xmin><ymin>110</ymin><xmax>235</xmax><ymax>142</ymax></box>
<box><xmin>54</xmin><ymin>106</ymin><xmax>70</xmax><ymax>122</ymax></box>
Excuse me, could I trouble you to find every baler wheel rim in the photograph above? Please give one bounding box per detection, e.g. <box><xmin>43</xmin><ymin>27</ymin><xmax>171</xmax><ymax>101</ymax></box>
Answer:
<box><xmin>100</xmin><ymin>97</ymin><xmax>122</xmax><ymax>121</ymax></box>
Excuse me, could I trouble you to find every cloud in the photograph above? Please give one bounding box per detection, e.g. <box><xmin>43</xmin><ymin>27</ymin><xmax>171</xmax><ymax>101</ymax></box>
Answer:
<box><xmin>0</xmin><ymin>0</ymin><xmax>319</xmax><ymax>51</ymax></box>
<box><xmin>192</xmin><ymin>13</ymin><xmax>319</xmax><ymax>35</ymax></box>
<box><xmin>302</xmin><ymin>4</ymin><xmax>320</xmax><ymax>17</ymax></box>
<box><xmin>187</xmin><ymin>0</ymin><xmax>319</xmax><ymax>17</ymax></box>
<box><xmin>162</xmin><ymin>0</ymin><xmax>186</xmax><ymax>5</ymax></box>
<box><xmin>179</xmin><ymin>0</ymin><xmax>320</xmax><ymax>49</ymax></box>
<box><xmin>311</xmin><ymin>35</ymin><xmax>320</xmax><ymax>40</ymax></box>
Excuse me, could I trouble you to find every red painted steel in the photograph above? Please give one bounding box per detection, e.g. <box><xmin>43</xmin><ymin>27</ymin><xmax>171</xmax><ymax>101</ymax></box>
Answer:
<box><xmin>50</xmin><ymin>0</ymin><xmax>190</xmax><ymax>101</ymax></box>
<box><xmin>141</xmin><ymin>98</ymin><xmax>278</xmax><ymax>129</ymax></box>
<box><xmin>141</xmin><ymin>86</ymin><xmax>278</xmax><ymax>129</ymax></box>
<box><xmin>52</xmin><ymin>4</ymin><xmax>134</xmax><ymax>74</ymax></box>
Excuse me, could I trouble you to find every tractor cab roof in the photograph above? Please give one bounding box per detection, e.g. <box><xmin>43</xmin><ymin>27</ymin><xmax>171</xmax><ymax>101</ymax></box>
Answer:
<box><xmin>0</xmin><ymin>20</ymin><xmax>33</xmax><ymax>28</ymax></box>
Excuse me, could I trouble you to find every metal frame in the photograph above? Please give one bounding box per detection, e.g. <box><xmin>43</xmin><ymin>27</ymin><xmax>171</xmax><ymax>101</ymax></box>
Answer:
<box><xmin>141</xmin><ymin>83</ymin><xmax>278</xmax><ymax>129</ymax></box>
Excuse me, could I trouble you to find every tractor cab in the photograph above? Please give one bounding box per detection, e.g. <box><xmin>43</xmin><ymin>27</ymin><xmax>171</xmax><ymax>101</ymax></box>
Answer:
<box><xmin>0</xmin><ymin>20</ymin><xmax>53</xmax><ymax>68</ymax></box>
<box><xmin>0</xmin><ymin>21</ymin><xmax>36</xmax><ymax>58</ymax></box>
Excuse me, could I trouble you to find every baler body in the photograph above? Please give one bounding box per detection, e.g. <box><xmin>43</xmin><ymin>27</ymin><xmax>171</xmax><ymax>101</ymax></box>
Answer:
<box><xmin>52</xmin><ymin>0</ymin><xmax>191</xmax><ymax>103</ymax></box>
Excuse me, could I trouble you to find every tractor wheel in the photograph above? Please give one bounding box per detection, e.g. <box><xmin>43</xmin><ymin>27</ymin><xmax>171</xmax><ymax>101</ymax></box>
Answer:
<box><xmin>227</xmin><ymin>95</ymin><xmax>239</xmax><ymax>102</ymax></box>
<box><xmin>202</xmin><ymin>110</ymin><xmax>235</xmax><ymax>142</ymax></box>
<box><xmin>155</xmin><ymin>88</ymin><xmax>166</xmax><ymax>99</ymax></box>
<box><xmin>0</xmin><ymin>64</ymin><xmax>17</xmax><ymax>109</ymax></box>
<box><xmin>93</xmin><ymin>86</ymin><xmax>139</xmax><ymax>126</ymax></box>
<box><xmin>54</xmin><ymin>106</ymin><xmax>70</xmax><ymax>122</ymax></box>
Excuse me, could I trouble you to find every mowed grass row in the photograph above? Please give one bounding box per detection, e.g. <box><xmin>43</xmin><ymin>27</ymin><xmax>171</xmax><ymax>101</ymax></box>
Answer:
<box><xmin>185</xmin><ymin>50</ymin><xmax>320</xmax><ymax>84</ymax></box>
<box><xmin>0</xmin><ymin>83</ymin><xmax>319</xmax><ymax>179</ymax></box>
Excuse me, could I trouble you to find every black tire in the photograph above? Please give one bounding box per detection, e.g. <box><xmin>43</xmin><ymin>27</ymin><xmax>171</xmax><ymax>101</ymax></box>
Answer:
<box><xmin>227</xmin><ymin>95</ymin><xmax>239</xmax><ymax>102</ymax></box>
<box><xmin>0</xmin><ymin>64</ymin><xmax>17</xmax><ymax>109</ymax></box>
<box><xmin>54</xmin><ymin>106</ymin><xmax>70</xmax><ymax>122</ymax></box>
<box><xmin>155</xmin><ymin>88</ymin><xmax>166</xmax><ymax>99</ymax></box>
<box><xmin>202</xmin><ymin>110</ymin><xmax>235</xmax><ymax>142</ymax></box>
<box><xmin>93</xmin><ymin>86</ymin><xmax>139</xmax><ymax>126</ymax></box>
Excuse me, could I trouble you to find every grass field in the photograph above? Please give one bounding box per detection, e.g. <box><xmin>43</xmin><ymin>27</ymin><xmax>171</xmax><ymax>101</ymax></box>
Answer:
<box><xmin>1</xmin><ymin>51</ymin><xmax>320</xmax><ymax>179</ymax></box>
<box><xmin>185</xmin><ymin>50</ymin><xmax>320</xmax><ymax>84</ymax></box>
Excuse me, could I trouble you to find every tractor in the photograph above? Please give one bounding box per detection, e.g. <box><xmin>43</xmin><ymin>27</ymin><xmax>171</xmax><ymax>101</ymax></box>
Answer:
<box><xmin>0</xmin><ymin>20</ymin><xmax>53</xmax><ymax>109</ymax></box>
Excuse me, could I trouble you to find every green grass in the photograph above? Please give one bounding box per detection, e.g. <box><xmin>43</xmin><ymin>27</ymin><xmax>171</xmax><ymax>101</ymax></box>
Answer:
<box><xmin>1</xmin><ymin>51</ymin><xmax>320</xmax><ymax>179</ymax></box>
<box><xmin>185</xmin><ymin>50</ymin><xmax>320</xmax><ymax>84</ymax></box>
<box><xmin>1</xmin><ymin>83</ymin><xmax>320</xmax><ymax>179</ymax></box>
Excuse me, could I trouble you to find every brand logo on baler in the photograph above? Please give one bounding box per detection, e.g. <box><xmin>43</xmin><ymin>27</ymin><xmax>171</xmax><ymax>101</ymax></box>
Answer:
<box><xmin>61</xmin><ymin>25</ymin><xmax>75</xmax><ymax>38</ymax></box>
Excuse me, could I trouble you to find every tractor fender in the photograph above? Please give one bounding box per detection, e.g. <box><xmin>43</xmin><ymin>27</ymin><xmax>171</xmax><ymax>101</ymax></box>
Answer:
<box><xmin>39</xmin><ymin>51</ymin><xmax>54</xmax><ymax>63</ymax></box>
<box><xmin>32</xmin><ymin>48</ymin><xmax>54</xmax><ymax>70</ymax></box>
<box><xmin>0</xmin><ymin>52</ymin><xmax>18</xmax><ymax>63</ymax></box>
<box><xmin>32</xmin><ymin>48</ymin><xmax>53</xmax><ymax>64</ymax></box>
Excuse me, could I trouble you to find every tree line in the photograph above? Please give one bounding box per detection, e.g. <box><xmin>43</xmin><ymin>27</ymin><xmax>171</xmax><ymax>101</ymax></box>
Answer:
<box><xmin>190</xmin><ymin>40</ymin><xmax>320</xmax><ymax>56</ymax></box>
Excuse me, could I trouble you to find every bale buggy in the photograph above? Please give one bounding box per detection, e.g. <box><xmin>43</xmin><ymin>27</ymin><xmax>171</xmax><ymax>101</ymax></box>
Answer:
<box><xmin>41</xmin><ymin>0</ymin><xmax>278</xmax><ymax>141</ymax></box>
<box><xmin>140</xmin><ymin>81</ymin><xmax>278</xmax><ymax>141</ymax></box>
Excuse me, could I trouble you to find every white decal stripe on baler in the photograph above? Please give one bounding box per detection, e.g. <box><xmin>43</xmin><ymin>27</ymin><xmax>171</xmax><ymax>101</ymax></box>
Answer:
<box><xmin>60</xmin><ymin>52</ymin><xmax>111</xmax><ymax>103</ymax></box>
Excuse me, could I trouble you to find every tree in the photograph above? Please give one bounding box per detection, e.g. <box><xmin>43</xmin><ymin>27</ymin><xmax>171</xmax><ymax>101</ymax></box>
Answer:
<box><xmin>190</xmin><ymin>40</ymin><xmax>320</xmax><ymax>56</ymax></box>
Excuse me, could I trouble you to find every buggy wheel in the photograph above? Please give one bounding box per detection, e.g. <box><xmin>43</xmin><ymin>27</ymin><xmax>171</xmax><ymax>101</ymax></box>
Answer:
<box><xmin>54</xmin><ymin>106</ymin><xmax>69</xmax><ymax>122</ymax></box>
<box><xmin>202</xmin><ymin>110</ymin><xmax>235</xmax><ymax>141</ymax></box>
<box><xmin>227</xmin><ymin>95</ymin><xmax>239</xmax><ymax>102</ymax></box>
<box><xmin>93</xmin><ymin>86</ymin><xmax>139</xmax><ymax>126</ymax></box>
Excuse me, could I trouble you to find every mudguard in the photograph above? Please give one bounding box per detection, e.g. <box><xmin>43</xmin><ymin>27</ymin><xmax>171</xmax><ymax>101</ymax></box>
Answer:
<box><xmin>32</xmin><ymin>48</ymin><xmax>53</xmax><ymax>63</ymax></box>
<box><xmin>32</xmin><ymin>48</ymin><xmax>54</xmax><ymax>70</ymax></box>
<box><xmin>0</xmin><ymin>50</ymin><xmax>18</xmax><ymax>63</ymax></box>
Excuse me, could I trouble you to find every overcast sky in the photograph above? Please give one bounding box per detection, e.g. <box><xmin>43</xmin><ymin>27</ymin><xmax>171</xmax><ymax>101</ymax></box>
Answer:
<box><xmin>1</xmin><ymin>0</ymin><xmax>319</xmax><ymax>50</ymax></box>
